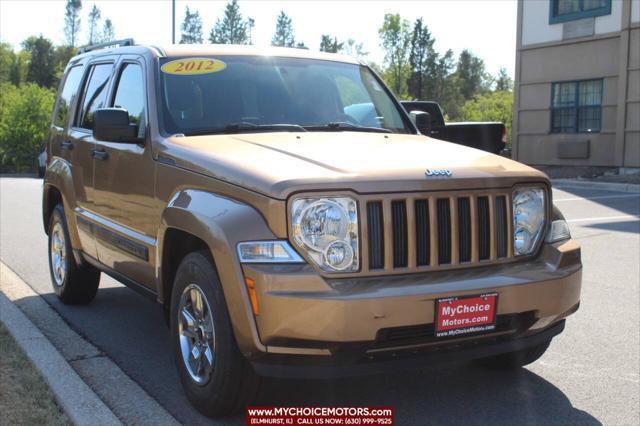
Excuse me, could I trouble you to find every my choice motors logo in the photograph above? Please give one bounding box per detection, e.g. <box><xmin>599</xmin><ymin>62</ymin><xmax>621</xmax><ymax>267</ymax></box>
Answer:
<box><xmin>441</xmin><ymin>302</ymin><xmax>491</xmax><ymax>317</ymax></box>
<box><xmin>425</xmin><ymin>169</ymin><xmax>452</xmax><ymax>177</ymax></box>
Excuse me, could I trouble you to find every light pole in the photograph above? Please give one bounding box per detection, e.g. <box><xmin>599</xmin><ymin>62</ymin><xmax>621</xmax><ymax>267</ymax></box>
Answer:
<box><xmin>172</xmin><ymin>0</ymin><xmax>176</xmax><ymax>44</ymax></box>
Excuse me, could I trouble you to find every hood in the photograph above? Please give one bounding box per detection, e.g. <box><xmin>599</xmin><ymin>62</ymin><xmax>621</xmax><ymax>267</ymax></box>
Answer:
<box><xmin>161</xmin><ymin>132</ymin><xmax>548</xmax><ymax>200</ymax></box>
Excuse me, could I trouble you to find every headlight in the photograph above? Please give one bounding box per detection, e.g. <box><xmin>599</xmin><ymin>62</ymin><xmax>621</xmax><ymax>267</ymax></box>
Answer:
<box><xmin>291</xmin><ymin>197</ymin><xmax>359</xmax><ymax>272</ymax></box>
<box><xmin>546</xmin><ymin>219</ymin><xmax>571</xmax><ymax>243</ymax></box>
<box><xmin>512</xmin><ymin>187</ymin><xmax>546</xmax><ymax>256</ymax></box>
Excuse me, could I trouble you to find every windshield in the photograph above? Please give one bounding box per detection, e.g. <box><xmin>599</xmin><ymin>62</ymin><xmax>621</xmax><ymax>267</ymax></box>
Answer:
<box><xmin>158</xmin><ymin>56</ymin><xmax>413</xmax><ymax>136</ymax></box>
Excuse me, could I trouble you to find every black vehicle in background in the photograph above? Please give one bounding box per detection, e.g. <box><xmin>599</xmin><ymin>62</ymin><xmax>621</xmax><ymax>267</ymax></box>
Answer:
<box><xmin>402</xmin><ymin>101</ymin><xmax>506</xmax><ymax>154</ymax></box>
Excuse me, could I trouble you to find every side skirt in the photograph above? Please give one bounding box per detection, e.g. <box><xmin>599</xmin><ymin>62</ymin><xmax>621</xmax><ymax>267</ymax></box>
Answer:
<box><xmin>82</xmin><ymin>253</ymin><xmax>158</xmax><ymax>302</ymax></box>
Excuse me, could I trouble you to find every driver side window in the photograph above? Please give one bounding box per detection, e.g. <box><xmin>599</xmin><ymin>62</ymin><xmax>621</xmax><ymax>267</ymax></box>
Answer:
<box><xmin>112</xmin><ymin>63</ymin><xmax>145</xmax><ymax>125</ymax></box>
<box><xmin>76</xmin><ymin>63</ymin><xmax>113</xmax><ymax>130</ymax></box>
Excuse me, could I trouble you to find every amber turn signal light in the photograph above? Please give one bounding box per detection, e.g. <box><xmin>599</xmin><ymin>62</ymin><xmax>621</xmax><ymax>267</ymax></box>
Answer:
<box><xmin>244</xmin><ymin>277</ymin><xmax>260</xmax><ymax>316</ymax></box>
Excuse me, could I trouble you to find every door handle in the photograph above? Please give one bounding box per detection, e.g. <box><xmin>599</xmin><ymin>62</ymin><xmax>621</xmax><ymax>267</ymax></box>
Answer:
<box><xmin>60</xmin><ymin>140</ymin><xmax>74</xmax><ymax>151</ymax></box>
<box><xmin>91</xmin><ymin>149</ymin><xmax>108</xmax><ymax>161</ymax></box>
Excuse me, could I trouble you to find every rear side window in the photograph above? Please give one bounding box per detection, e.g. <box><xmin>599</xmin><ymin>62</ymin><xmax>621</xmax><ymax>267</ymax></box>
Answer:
<box><xmin>112</xmin><ymin>63</ymin><xmax>145</xmax><ymax>125</ymax></box>
<box><xmin>77</xmin><ymin>63</ymin><xmax>113</xmax><ymax>130</ymax></box>
<box><xmin>53</xmin><ymin>66</ymin><xmax>84</xmax><ymax>127</ymax></box>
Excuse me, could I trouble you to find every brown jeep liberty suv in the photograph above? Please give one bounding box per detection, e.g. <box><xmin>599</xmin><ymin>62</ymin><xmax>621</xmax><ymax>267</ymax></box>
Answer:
<box><xmin>42</xmin><ymin>39</ymin><xmax>582</xmax><ymax>417</ymax></box>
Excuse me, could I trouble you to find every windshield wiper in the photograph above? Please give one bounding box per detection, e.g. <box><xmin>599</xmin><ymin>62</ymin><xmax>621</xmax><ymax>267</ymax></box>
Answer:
<box><xmin>303</xmin><ymin>122</ymin><xmax>392</xmax><ymax>134</ymax></box>
<box><xmin>186</xmin><ymin>122</ymin><xmax>307</xmax><ymax>136</ymax></box>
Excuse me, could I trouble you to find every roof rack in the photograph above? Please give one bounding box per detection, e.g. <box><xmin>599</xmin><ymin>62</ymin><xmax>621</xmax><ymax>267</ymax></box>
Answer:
<box><xmin>77</xmin><ymin>38</ymin><xmax>135</xmax><ymax>54</ymax></box>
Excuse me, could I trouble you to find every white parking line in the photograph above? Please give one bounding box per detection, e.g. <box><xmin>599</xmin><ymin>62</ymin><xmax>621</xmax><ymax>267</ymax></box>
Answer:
<box><xmin>555</xmin><ymin>194</ymin><xmax>640</xmax><ymax>202</ymax></box>
<box><xmin>567</xmin><ymin>215</ymin><xmax>640</xmax><ymax>223</ymax></box>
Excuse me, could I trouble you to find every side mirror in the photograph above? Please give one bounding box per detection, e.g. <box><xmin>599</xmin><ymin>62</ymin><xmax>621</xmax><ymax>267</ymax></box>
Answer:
<box><xmin>410</xmin><ymin>110</ymin><xmax>432</xmax><ymax>134</ymax></box>
<box><xmin>93</xmin><ymin>108</ymin><xmax>141</xmax><ymax>143</ymax></box>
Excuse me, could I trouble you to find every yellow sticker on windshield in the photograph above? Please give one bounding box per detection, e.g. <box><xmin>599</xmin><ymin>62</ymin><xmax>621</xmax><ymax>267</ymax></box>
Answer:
<box><xmin>161</xmin><ymin>58</ymin><xmax>226</xmax><ymax>75</ymax></box>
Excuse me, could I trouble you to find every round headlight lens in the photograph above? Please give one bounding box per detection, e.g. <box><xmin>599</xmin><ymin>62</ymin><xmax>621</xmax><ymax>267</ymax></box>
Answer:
<box><xmin>324</xmin><ymin>240</ymin><xmax>354</xmax><ymax>270</ymax></box>
<box><xmin>299</xmin><ymin>201</ymin><xmax>348</xmax><ymax>251</ymax></box>
<box><xmin>512</xmin><ymin>187</ymin><xmax>546</xmax><ymax>256</ymax></box>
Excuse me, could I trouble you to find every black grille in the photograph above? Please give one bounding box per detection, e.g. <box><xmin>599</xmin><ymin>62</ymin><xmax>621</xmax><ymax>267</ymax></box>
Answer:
<box><xmin>391</xmin><ymin>201</ymin><xmax>408</xmax><ymax>268</ymax></box>
<box><xmin>496</xmin><ymin>196</ymin><xmax>508</xmax><ymax>258</ymax></box>
<box><xmin>457</xmin><ymin>198</ymin><xmax>471</xmax><ymax>263</ymax></box>
<box><xmin>477</xmin><ymin>197</ymin><xmax>491</xmax><ymax>260</ymax></box>
<box><xmin>437</xmin><ymin>199</ymin><xmax>451</xmax><ymax>264</ymax></box>
<box><xmin>415</xmin><ymin>200</ymin><xmax>430</xmax><ymax>266</ymax></box>
<box><xmin>367</xmin><ymin>202</ymin><xmax>385</xmax><ymax>269</ymax></box>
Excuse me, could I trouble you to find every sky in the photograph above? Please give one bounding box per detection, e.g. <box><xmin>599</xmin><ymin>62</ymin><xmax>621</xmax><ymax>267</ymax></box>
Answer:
<box><xmin>0</xmin><ymin>0</ymin><xmax>517</xmax><ymax>77</ymax></box>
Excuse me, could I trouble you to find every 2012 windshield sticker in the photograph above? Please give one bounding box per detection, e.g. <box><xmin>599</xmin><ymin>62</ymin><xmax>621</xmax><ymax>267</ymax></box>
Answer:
<box><xmin>161</xmin><ymin>58</ymin><xmax>226</xmax><ymax>75</ymax></box>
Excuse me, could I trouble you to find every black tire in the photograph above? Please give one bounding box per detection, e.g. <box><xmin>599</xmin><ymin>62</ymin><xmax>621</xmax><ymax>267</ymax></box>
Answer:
<box><xmin>476</xmin><ymin>339</ymin><xmax>551</xmax><ymax>369</ymax></box>
<box><xmin>48</xmin><ymin>204</ymin><xmax>100</xmax><ymax>304</ymax></box>
<box><xmin>170</xmin><ymin>251</ymin><xmax>259</xmax><ymax>417</ymax></box>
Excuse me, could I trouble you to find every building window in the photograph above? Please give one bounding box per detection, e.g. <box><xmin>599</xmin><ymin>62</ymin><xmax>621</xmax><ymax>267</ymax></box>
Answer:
<box><xmin>551</xmin><ymin>79</ymin><xmax>602</xmax><ymax>133</ymax></box>
<box><xmin>549</xmin><ymin>0</ymin><xmax>612</xmax><ymax>24</ymax></box>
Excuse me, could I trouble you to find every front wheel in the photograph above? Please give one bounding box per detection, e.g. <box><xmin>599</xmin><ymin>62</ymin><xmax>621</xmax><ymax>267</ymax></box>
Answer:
<box><xmin>476</xmin><ymin>339</ymin><xmax>551</xmax><ymax>369</ymax></box>
<box><xmin>48</xmin><ymin>204</ymin><xmax>100</xmax><ymax>304</ymax></box>
<box><xmin>170</xmin><ymin>251</ymin><xmax>259</xmax><ymax>417</ymax></box>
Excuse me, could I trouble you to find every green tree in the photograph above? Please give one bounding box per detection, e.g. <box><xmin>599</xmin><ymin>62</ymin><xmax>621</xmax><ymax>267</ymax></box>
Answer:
<box><xmin>247</xmin><ymin>17</ymin><xmax>255</xmax><ymax>44</ymax></box>
<box><xmin>87</xmin><ymin>4</ymin><xmax>101</xmax><ymax>45</ymax></box>
<box><xmin>378</xmin><ymin>13</ymin><xmax>411</xmax><ymax>97</ymax></box>
<box><xmin>0</xmin><ymin>83</ymin><xmax>55</xmax><ymax>172</ymax></box>
<box><xmin>101</xmin><ymin>19</ymin><xmax>116</xmax><ymax>42</ymax></box>
<box><xmin>342</xmin><ymin>39</ymin><xmax>368</xmax><ymax>59</ymax></box>
<box><xmin>1</xmin><ymin>44</ymin><xmax>29</xmax><ymax>87</ymax></box>
<box><xmin>431</xmin><ymin>49</ymin><xmax>457</xmax><ymax>113</ymax></box>
<box><xmin>10</xmin><ymin>51</ymin><xmax>29</xmax><ymax>86</ymax></box>
<box><xmin>22</xmin><ymin>36</ymin><xmax>56</xmax><ymax>88</ymax></box>
<box><xmin>271</xmin><ymin>11</ymin><xmax>296</xmax><ymax>47</ymax></box>
<box><xmin>209</xmin><ymin>0</ymin><xmax>249</xmax><ymax>45</ymax></box>
<box><xmin>495</xmin><ymin>67</ymin><xmax>513</xmax><ymax>92</ymax></box>
<box><xmin>0</xmin><ymin>43</ymin><xmax>15</xmax><ymax>84</ymax></box>
<box><xmin>455</xmin><ymin>49</ymin><xmax>488</xmax><ymax>101</ymax></box>
<box><xmin>180</xmin><ymin>6</ymin><xmax>203</xmax><ymax>44</ymax></box>
<box><xmin>64</xmin><ymin>0</ymin><xmax>82</xmax><ymax>47</ymax></box>
<box><xmin>407</xmin><ymin>18</ymin><xmax>436</xmax><ymax>100</ymax></box>
<box><xmin>54</xmin><ymin>45</ymin><xmax>76</xmax><ymax>80</ymax></box>
<box><xmin>319</xmin><ymin>35</ymin><xmax>343</xmax><ymax>53</ymax></box>
<box><xmin>458</xmin><ymin>90</ymin><xmax>514</xmax><ymax>147</ymax></box>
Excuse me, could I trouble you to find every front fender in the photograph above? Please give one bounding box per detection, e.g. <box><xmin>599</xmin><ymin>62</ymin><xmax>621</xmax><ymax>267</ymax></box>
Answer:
<box><xmin>42</xmin><ymin>158</ymin><xmax>82</xmax><ymax>249</ymax></box>
<box><xmin>157</xmin><ymin>189</ymin><xmax>278</xmax><ymax>356</ymax></box>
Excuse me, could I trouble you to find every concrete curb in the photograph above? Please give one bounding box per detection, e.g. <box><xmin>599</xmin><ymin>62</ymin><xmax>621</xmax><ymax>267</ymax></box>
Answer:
<box><xmin>0</xmin><ymin>292</ymin><xmax>122</xmax><ymax>426</ymax></box>
<box><xmin>551</xmin><ymin>178</ymin><xmax>640</xmax><ymax>193</ymax></box>
<box><xmin>0</xmin><ymin>262</ymin><xmax>180</xmax><ymax>426</ymax></box>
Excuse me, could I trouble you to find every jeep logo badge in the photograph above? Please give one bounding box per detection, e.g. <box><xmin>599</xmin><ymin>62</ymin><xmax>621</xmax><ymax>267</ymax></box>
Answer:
<box><xmin>425</xmin><ymin>169</ymin><xmax>452</xmax><ymax>177</ymax></box>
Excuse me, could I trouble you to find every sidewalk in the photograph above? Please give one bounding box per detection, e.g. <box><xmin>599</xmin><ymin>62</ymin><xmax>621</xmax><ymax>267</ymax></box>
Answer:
<box><xmin>551</xmin><ymin>178</ymin><xmax>640</xmax><ymax>193</ymax></box>
<box><xmin>0</xmin><ymin>262</ymin><xmax>179</xmax><ymax>426</ymax></box>
<box><xmin>0</xmin><ymin>289</ymin><xmax>121</xmax><ymax>425</ymax></box>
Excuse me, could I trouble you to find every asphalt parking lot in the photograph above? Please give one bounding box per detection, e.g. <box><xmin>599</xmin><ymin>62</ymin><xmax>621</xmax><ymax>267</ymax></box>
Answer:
<box><xmin>1</xmin><ymin>177</ymin><xmax>638</xmax><ymax>425</ymax></box>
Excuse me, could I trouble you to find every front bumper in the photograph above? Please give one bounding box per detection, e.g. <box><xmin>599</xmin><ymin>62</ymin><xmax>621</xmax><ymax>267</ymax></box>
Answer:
<box><xmin>240</xmin><ymin>239</ymin><xmax>581</xmax><ymax>374</ymax></box>
<box><xmin>250</xmin><ymin>318</ymin><xmax>568</xmax><ymax>379</ymax></box>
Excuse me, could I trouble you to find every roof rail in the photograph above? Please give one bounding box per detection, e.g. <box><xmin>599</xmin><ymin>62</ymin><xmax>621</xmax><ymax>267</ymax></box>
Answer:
<box><xmin>77</xmin><ymin>38</ymin><xmax>135</xmax><ymax>54</ymax></box>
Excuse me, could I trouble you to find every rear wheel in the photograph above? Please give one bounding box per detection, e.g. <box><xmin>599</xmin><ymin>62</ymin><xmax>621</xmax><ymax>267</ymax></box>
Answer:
<box><xmin>170</xmin><ymin>251</ymin><xmax>259</xmax><ymax>417</ymax></box>
<box><xmin>476</xmin><ymin>339</ymin><xmax>551</xmax><ymax>369</ymax></box>
<box><xmin>48</xmin><ymin>204</ymin><xmax>100</xmax><ymax>304</ymax></box>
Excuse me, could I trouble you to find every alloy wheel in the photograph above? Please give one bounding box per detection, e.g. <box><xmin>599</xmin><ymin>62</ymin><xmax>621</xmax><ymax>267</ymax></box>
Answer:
<box><xmin>178</xmin><ymin>283</ymin><xmax>216</xmax><ymax>385</ymax></box>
